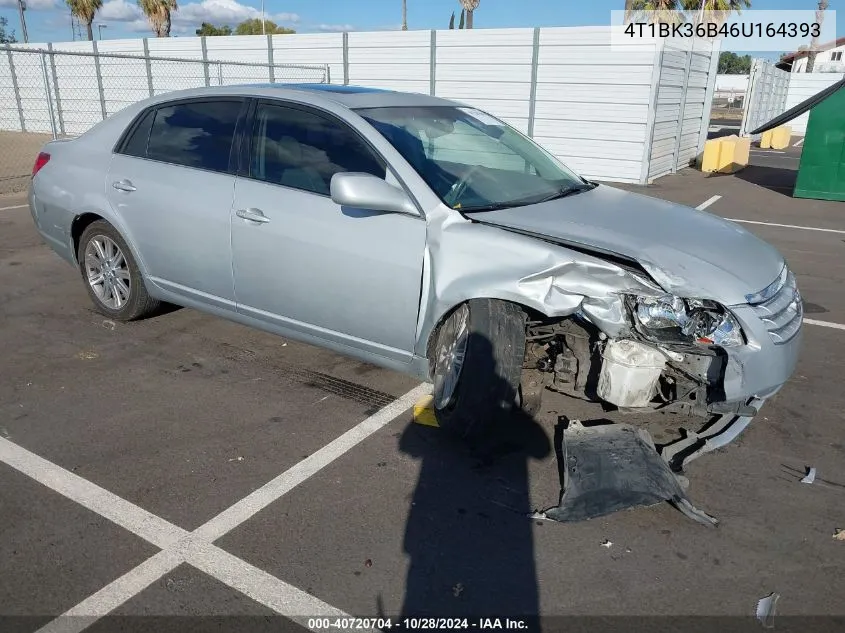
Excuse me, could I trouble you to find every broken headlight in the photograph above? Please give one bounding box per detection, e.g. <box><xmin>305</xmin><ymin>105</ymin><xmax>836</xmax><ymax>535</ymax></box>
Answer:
<box><xmin>630</xmin><ymin>294</ymin><xmax>744</xmax><ymax>348</ymax></box>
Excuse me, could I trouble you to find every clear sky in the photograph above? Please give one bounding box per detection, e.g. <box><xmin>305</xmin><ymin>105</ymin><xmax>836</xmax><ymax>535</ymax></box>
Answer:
<box><xmin>0</xmin><ymin>0</ymin><xmax>842</xmax><ymax>56</ymax></box>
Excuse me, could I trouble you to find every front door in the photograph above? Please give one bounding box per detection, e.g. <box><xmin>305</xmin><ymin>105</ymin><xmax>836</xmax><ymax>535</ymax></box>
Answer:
<box><xmin>230</xmin><ymin>100</ymin><xmax>426</xmax><ymax>361</ymax></box>
<box><xmin>107</xmin><ymin>98</ymin><xmax>244</xmax><ymax>308</ymax></box>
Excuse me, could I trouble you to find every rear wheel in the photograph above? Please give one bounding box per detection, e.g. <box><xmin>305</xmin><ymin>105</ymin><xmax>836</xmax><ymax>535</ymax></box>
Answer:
<box><xmin>78</xmin><ymin>220</ymin><xmax>159</xmax><ymax>321</ymax></box>
<box><xmin>431</xmin><ymin>299</ymin><xmax>526</xmax><ymax>442</ymax></box>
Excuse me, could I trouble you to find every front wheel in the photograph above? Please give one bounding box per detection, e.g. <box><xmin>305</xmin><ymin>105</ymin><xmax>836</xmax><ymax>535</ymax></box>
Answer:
<box><xmin>430</xmin><ymin>299</ymin><xmax>527</xmax><ymax>442</ymax></box>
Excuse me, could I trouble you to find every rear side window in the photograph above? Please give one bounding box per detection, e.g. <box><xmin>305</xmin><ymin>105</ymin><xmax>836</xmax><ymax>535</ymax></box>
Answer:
<box><xmin>120</xmin><ymin>110</ymin><xmax>154</xmax><ymax>158</ymax></box>
<box><xmin>142</xmin><ymin>100</ymin><xmax>242</xmax><ymax>173</ymax></box>
<box><xmin>250</xmin><ymin>103</ymin><xmax>386</xmax><ymax>196</ymax></box>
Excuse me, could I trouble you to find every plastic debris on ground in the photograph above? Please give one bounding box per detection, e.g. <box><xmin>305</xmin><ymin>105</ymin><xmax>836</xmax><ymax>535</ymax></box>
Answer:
<box><xmin>756</xmin><ymin>592</ymin><xmax>779</xmax><ymax>628</ymax></box>
<box><xmin>600</xmin><ymin>539</ymin><xmax>612</xmax><ymax>548</ymax></box>
<box><xmin>800</xmin><ymin>467</ymin><xmax>816</xmax><ymax>484</ymax></box>
<box><xmin>834</xmin><ymin>528</ymin><xmax>845</xmax><ymax>541</ymax></box>
<box><xmin>539</xmin><ymin>419</ymin><xmax>718</xmax><ymax>526</ymax></box>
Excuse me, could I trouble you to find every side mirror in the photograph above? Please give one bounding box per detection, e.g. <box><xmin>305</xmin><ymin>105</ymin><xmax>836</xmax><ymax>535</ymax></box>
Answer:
<box><xmin>330</xmin><ymin>172</ymin><xmax>419</xmax><ymax>217</ymax></box>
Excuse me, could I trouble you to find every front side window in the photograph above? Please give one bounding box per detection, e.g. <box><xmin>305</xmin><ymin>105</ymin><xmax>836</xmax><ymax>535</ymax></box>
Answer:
<box><xmin>144</xmin><ymin>100</ymin><xmax>242</xmax><ymax>173</ymax></box>
<box><xmin>356</xmin><ymin>105</ymin><xmax>589</xmax><ymax>212</ymax></box>
<box><xmin>249</xmin><ymin>103</ymin><xmax>386</xmax><ymax>196</ymax></box>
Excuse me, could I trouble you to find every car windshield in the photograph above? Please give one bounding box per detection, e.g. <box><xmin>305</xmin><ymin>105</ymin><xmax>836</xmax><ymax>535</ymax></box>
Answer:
<box><xmin>356</xmin><ymin>105</ymin><xmax>591</xmax><ymax>212</ymax></box>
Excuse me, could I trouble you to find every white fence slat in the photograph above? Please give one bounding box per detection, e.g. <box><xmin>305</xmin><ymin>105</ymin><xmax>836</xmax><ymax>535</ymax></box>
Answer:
<box><xmin>0</xmin><ymin>27</ymin><xmax>720</xmax><ymax>185</ymax></box>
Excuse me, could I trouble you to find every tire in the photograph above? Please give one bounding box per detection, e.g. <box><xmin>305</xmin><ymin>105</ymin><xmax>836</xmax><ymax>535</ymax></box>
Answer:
<box><xmin>431</xmin><ymin>298</ymin><xmax>526</xmax><ymax>442</ymax></box>
<box><xmin>77</xmin><ymin>220</ymin><xmax>160</xmax><ymax>321</ymax></box>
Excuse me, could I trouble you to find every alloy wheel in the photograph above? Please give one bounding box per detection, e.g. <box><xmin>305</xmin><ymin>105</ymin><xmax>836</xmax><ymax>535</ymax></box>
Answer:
<box><xmin>433</xmin><ymin>303</ymin><xmax>470</xmax><ymax>409</ymax></box>
<box><xmin>84</xmin><ymin>235</ymin><xmax>131</xmax><ymax>310</ymax></box>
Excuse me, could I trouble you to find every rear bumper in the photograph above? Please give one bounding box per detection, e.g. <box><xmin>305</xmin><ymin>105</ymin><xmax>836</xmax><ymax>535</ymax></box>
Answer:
<box><xmin>28</xmin><ymin>184</ymin><xmax>75</xmax><ymax>265</ymax></box>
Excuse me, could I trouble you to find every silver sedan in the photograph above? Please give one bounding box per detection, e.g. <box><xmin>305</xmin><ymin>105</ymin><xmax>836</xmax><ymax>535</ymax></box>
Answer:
<box><xmin>27</xmin><ymin>84</ymin><xmax>802</xmax><ymax>464</ymax></box>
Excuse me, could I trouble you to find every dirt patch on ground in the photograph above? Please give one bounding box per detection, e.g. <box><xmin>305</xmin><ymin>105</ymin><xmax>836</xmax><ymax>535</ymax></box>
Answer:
<box><xmin>0</xmin><ymin>131</ymin><xmax>54</xmax><ymax>195</ymax></box>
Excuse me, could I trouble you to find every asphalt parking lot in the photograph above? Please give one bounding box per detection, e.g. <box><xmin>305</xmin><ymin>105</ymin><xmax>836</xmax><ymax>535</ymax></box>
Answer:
<box><xmin>1</xmin><ymin>138</ymin><xmax>845</xmax><ymax>633</ymax></box>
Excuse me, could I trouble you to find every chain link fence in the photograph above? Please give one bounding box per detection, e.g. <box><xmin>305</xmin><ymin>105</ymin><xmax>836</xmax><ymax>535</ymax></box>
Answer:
<box><xmin>710</xmin><ymin>94</ymin><xmax>745</xmax><ymax>122</ymax></box>
<box><xmin>1</xmin><ymin>45</ymin><xmax>330</xmax><ymax>195</ymax></box>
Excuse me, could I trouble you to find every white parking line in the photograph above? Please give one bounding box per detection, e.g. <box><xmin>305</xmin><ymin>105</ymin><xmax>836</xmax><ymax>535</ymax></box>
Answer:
<box><xmin>0</xmin><ymin>436</ymin><xmax>186</xmax><ymax>549</ymax></box>
<box><xmin>0</xmin><ymin>203</ymin><xmax>27</xmax><ymax>212</ymax></box>
<box><xmin>696</xmin><ymin>195</ymin><xmax>722</xmax><ymax>210</ymax></box>
<box><xmin>196</xmin><ymin>382</ymin><xmax>433</xmax><ymax>540</ymax></box>
<box><xmin>0</xmin><ymin>382</ymin><xmax>431</xmax><ymax>633</ymax></box>
<box><xmin>726</xmin><ymin>218</ymin><xmax>845</xmax><ymax>235</ymax></box>
<box><xmin>804</xmin><ymin>318</ymin><xmax>845</xmax><ymax>331</ymax></box>
<box><xmin>794</xmin><ymin>138</ymin><xmax>805</xmax><ymax>147</ymax></box>
<box><xmin>750</xmin><ymin>149</ymin><xmax>786</xmax><ymax>154</ymax></box>
<box><xmin>37</xmin><ymin>551</ymin><xmax>182</xmax><ymax>633</ymax></box>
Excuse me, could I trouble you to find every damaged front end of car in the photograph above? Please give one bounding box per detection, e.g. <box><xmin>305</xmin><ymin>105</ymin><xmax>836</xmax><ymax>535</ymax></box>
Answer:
<box><xmin>419</xmin><ymin>205</ymin><xmax>802</xmax><ymax>474</ymax></box>
<box><xmin>518</xmin><ymin>254</ymin><xmax>803</xmax><ymax>471</ymax></box>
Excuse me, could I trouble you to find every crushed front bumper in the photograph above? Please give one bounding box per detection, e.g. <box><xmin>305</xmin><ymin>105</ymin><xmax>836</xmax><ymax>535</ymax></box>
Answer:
<box><xmin>721</xmin><ymin>276</ymin><xmax>803</xmax><ymax>404</ymax></box>
<box><xmin>658</xmin><ymin>269</ymin><xmax>803</xmax><ymax>470</ymax></box>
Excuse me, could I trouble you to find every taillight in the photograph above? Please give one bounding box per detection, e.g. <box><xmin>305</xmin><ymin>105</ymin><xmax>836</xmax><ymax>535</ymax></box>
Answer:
<box><xmin>32</xmin><ymin>152</ymin><xmax>50</xmax><ymax>177</ymax></box>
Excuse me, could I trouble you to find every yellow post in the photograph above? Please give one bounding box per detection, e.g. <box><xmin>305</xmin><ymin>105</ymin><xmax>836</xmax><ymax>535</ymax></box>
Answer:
<box><xmin>733</xmin><ymin>135</ymin><xmax>750</xmax><ymax>169</ymax></box>
<box><xmin>700</xmin><ymin>135</ymin><xmax>750</xmax><ymax>174</ymax></box>
<box><xmin>701</xmin><ymin>138</ymin><xmax>723</xmax><ymax>172</ymax></box>
<box><xmin>771</xmin><ymin>125</ymin><xmax>792</xmax><ymax>150</ymax></box>
<box><xmin>412</xmin><ymin>395</ymin><xmax>439</xmax><ymax>427</ymax></box>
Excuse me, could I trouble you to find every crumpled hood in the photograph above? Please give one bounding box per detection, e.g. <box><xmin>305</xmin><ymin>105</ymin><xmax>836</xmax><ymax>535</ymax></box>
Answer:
<box><xmin>471</xmin><ymin>184</ymin><xmax>785</xmax><ymax>305</ymax></box>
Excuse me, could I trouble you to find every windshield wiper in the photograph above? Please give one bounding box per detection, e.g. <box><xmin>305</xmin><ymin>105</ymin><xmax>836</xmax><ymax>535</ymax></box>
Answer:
<box><xmin>460</xmin><ymin>182</ymin><xmax>597</xmax><ymax>213</ymax></box>
<box><xmin>533</xmin><ymin>182</ymin><xmax>596</xmax><ymax>204</ymax></box>
<box><xmin>458</xmin><ymin>201</ymin><xmax>523</xmax><ymax>213</ymax></box>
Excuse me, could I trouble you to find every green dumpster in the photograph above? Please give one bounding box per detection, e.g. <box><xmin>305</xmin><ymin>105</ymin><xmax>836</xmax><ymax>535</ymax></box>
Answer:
<box><xmin>751</xmin><ymin>77</ymin><xmax>845</xmax><ymax>202</ymax></box>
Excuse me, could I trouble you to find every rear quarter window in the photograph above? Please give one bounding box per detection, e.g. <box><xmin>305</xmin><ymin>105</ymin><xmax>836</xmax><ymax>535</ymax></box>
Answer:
<box><xmin>119</xmin><ymin>109</ymin><xmax>154</xmax><ymax>158</ymax></box>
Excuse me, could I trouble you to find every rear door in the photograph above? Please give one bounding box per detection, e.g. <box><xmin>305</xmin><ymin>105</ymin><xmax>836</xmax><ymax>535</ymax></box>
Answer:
<box><xmin>230</xmin><ymin>100</ymin><xmax>427</xmax><ymax>360</ymax></box>
<box><xmin>107</xmin><ymin>98</ymin><xmax>246</xmax><ymax>308</ymax></box>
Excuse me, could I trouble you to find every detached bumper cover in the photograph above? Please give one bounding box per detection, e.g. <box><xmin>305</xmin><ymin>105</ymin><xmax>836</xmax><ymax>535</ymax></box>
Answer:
<box><xmin>540</xmin><ymin>420</ymin><xmax>718</xmax><ymax>526</ymax></box>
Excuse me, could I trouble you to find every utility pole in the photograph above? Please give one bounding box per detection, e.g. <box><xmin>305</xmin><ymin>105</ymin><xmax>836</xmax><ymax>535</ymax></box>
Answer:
<box><xmin>805</xmin><ymin>0</ymin><xmax>828</xmax><ymax>73</ymax></box>
<box><xmin>17</xmin><ymin>0</ymin><xmax>29</xmax><ymax>43</ymax></box>
<box><xmin>261</xmin><ymin>0</ymin><xmax>266</xmax><ymax>35</ymax></box>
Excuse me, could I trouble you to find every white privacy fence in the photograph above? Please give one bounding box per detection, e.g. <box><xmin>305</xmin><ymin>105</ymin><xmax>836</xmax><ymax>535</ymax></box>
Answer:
<box><xmin>647</xmin><ymin>38</ymin><xmax>721</xmax><ymax>182</ymax></box>
<box><xmin>1</xmin><ymin>27</ymin><xmax>722</xmax><ymax>185</ymax></box>
<box><xmin>740</xmin><ymin>59</ymin><xmax>790</xmax><ymax>138</ymax></box>
<box><xmin>782</xmin><ymin>72</ymin><xmax>845</xmax><ymax>135</ymax></box>
<box><xmin>739</xmin><ymin>60</ymin><xmax>844</xmax><ymax>138</ymax></box>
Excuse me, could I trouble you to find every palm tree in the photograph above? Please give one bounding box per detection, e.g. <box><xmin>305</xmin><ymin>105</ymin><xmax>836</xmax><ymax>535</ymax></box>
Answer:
<box><xmin>459</xmin><ymin>0</ymin><xmax>479</xmax><ymax>29</ymax></box>
<box><xmin>138</xmin><ymin>0</ymin><xmax>178</xmax><ymax>38</ymax></box>
<box><xmin>628</xmin><ymin>0</ymin><xmax>751</xmax><ymax>24</ymax></box>
<box><xmin>805</xmin><ymin>0</ymin><xmax>828</xmax><ymax>73</ymax></box>
<box><xmin>65</xmin><ymin>0</ymin><xmax>102</xmax><ymax>41</ymax></box>
<box><xmin>628</xmin><ymin>0</ymin><xmax>684</xmax><ymax>24</ymax></box>
<box><xmin>624</xmin><ymin>0</ymin><xmax>636</xmax><ymax>23</ymax></box>
<box><xmin>402</xmin><ymin>0</ymin><xmax>407</xmax><ymax>30</ymax></box>
<box><xmin>682</xmin><ymin>0</ymin><xmax>752</xmax><ymax>26</ymax></box>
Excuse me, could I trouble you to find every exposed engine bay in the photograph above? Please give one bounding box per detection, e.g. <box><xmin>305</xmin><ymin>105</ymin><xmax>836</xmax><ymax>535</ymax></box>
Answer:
<box><xmin>522</xmin><ymin>314</ymin><xmax>759</xmax><ymax>420</ymax></box>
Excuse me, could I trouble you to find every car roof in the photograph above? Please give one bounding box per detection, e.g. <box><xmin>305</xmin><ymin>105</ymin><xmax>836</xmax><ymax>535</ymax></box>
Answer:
<box><xmin>141</xmin><ymin>83</ymin><xmax>460</xmax><ymax>110</ymax></box>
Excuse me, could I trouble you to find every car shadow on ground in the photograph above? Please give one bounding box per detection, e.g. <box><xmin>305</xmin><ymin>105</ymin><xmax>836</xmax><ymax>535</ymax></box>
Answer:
<box><xmin>392</xmin><ymin>334</ymin><xmax>550</xmax><ymax>624</ymax></box>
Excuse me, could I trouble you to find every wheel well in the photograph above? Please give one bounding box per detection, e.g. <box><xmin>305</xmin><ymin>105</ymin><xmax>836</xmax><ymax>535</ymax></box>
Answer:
<box><xmin>424</xmin><ymin>298</ymin><xmax>539</xmax><ymax>366</ymax></box>
<box><xmin>70</xmin><ymin>213</ymin><xmax>104</xmax><ymax>261</ymax></box>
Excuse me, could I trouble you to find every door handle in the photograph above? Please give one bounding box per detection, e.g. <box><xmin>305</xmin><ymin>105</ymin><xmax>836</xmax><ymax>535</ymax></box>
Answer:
<box><xmin>112</xmin><ymin>179</ymin><xmax>136</xmax><ymax>192</ymax></box>
<box><xmin>235</xmin><ymin>208</ymin><xmax>271</xmax><ymax>224</ymax></box>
